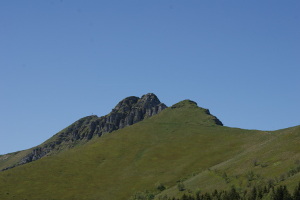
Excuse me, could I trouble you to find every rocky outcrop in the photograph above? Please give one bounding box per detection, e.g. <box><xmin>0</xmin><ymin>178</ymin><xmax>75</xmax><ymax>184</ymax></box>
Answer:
<box><xmin>204</xmin><ymin>108</ymin><xmax>223</xmax><ymax>126</ymax></box>
<box><xmin>107</xmin><ymin>93</ymin><xmax>167</xmax><ymax>130</ymax></box>
<box><xmin>3</xmin><ymin>93</ymin><xmax>167</xmax><ymax>170</ymax></box>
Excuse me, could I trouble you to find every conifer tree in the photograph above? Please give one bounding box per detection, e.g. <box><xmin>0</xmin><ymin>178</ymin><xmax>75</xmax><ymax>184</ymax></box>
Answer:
<box><xmin>293</xmin><ymin>182</ymin><xmax>300</xmax><ymax>200</ymax></box>
<box><xmin>249</xmin><ymin>186</ymin><xmax>257</xmax><ymax>200</ymax></box>
<box><xmin>228</xmin><ymin>186</ymin><xmax>240</xmax><ymax>200</ymax></box>
<box><xmin>273</xmin><ymin>185</ymin><xmax>292</xmax><ymax>200</ymax></box>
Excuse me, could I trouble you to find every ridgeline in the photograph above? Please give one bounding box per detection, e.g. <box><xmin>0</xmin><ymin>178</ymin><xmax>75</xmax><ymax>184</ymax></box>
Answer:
<box><xmin>0</xmin><ymin>93</ymin><xmax>299</xmax><ymax>200</ymax></box>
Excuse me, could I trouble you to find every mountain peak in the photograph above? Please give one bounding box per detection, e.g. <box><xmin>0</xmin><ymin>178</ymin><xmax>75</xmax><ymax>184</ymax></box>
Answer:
<box><xmin>136</xmin><ymin>93</ymin><xmax>161</xmax><ymax>109</ymax></box>
<box><xmin>1</xmin><ymin>93</ymin><xmax>167</xmax><ymax>171</ymax></box>
<box><xmin>140</xmin><ymin>93</ymin><xmax>158</xmax><ymax>99</ymax></box>
<box><xmin>113</xmin><ymin>96</ymin><xmax>139</xmax><ymax>112</ymax></box>
<box><xmin>171</xmin><ymin>99</ymin><xmax>198</xmax><ymax>109</ymax></box>
<box><xmin>113</xmin><ymin>93</ymin><xmax>165</xmax><ymax>112</ymax></box>
<box><xmin>170</xmin><ymin>99</ymin><xmax>223</xmax><ymax>126</ymax></box>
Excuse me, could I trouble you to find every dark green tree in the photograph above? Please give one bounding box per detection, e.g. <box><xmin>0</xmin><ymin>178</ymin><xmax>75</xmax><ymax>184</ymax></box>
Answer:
<box><xmin>273</xmin><ymin>185</ymin><xmax>292</xmax><ymax>200</ymax></box>
<box><xmin>293</xmin><ymin>182</ymin><xmax>300</xmax><ymax>200</ymax></box>
<box><xmin>257</xmin><ymin>186</ymin><xmax>264</xmax><ymax>199</ymax></box>
<box><xmin>202</xmin><ymin>193</ymin><xmax>212</xmax><ymax>200</ymax></box>
<box><xmin>177</xmin><ymin>182</ymin><xmax>185</xmax><ymax>191</ymax></box>
<box><xmin>248</xmin><ymin>186</ymin><xmax>257</xmax><ymax>200</ymax></box>
<box><xmin>228</xmin><ymin>186</ymin><xmax>240</xmax><ymax>200</ymax></box>
<box><xmin>211</xmin><ymin>189</ymin><xmax>220</xmax><ymax>200</ymax></box>
<box><xmin>156</xmin><ymin>182</ymin><xmax>166</xmax><ymax>191</ymax></box>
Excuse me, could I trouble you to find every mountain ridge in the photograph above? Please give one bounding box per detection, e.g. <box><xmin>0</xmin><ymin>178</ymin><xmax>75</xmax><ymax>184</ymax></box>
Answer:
<box><xmin>0</xmin><ymin>93</ymin><xmax>168</xmax><ymax>171</ymax></box>
<box><xmin>1</xmin><ymin>94</ymin><xmax>225</xmax><ymax>172</ymax></box>
<box><xmin>0</xmin><ymin>94</ymin><xmax>299</xmax><ymax>200</ymax></box>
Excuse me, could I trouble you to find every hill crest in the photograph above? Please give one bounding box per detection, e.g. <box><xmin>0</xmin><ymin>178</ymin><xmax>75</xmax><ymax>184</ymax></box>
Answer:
<box><xmin>0</xmin><ymin>94</ymin><xmax>225</xmax><ymax>172</ymax></box>
<box><xmin>169</xmin><ymin>99</ymin><xmax>223</xmax><ymax>126</ymax></box>
<box><xmin>0</xmin><ymin>93</ymin><xmax>167</xmax><ymax>171</ymax></box>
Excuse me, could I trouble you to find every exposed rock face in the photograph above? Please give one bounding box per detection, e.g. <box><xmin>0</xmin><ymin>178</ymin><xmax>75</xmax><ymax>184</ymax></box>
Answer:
<box><xmin>5</xmin><ymin>93</ymin><xmax>167</xmax><ymax>170</ymax></box>
<box><xmin>204</xmin><ymin>108</ymin><xmax>223</xmax><ymax>126</ymax></box>
<box><xmin>112</xmin><ymin>94</ymin><xmax>167</xmax><ymax>129</ymax></box>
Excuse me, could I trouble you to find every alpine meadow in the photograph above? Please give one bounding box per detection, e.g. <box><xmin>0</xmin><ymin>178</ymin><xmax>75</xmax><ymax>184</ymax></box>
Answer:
<box><xmin>0</xmin><ymin>94</ymin><xmax>299</xmax><ymax>200</ymax></box>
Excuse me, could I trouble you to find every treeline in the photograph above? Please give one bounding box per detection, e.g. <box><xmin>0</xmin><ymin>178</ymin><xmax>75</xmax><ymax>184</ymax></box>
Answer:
<box><xmin>130</xmin><ymin>182</ymin><xmax>300</xmax><ymax>200</ymax></box>
<box><xmin>156</xmin><ymin>182</ymin><xmax>300</xmax><ymax>200</ymax></box>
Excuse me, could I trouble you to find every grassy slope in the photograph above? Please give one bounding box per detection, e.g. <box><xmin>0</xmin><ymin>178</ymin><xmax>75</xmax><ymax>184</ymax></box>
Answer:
<box><xmin>157</xmin><ymin>126</ymin><xmax>300</xmax><ymax>199</ymax></box>
<box><xmin>0</xmin><ymin>150</ymin><xmax>32</xmax><ymax>170</ymax></box>
<box><xmin>0</xmin><ymin>100</ymin><xmax>297</xmax><ymax>200</ymax></box>
<box><xmin>0</xmin><ymin>116</ymin><xmax>98</xmax><ymax>171</ymax></box>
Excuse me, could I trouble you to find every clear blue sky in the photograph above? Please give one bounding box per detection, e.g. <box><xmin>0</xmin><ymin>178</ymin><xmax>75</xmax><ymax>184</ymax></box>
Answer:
<box><xmin>1</xmin><ymin>0</ymin><xmax>299</xmax><ymax>155</ymax></box>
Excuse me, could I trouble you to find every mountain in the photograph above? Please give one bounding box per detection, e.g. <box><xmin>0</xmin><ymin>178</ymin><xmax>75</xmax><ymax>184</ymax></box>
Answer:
<box><xmin>0</xmin><ymin>94</ymin><xmax>299</xmax><ymax>200</ymax></box>
<box><xmin>0</xmin><ymin>93</ymin><xmax>167</xmax><ymax>171</ymax></box>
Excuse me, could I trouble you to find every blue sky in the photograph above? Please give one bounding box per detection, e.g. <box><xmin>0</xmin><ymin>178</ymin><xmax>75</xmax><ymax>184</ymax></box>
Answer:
<box><xmin>0</xmin><ymin>0</ymin><xmax>299</xmax><ymax>154</ymax></box>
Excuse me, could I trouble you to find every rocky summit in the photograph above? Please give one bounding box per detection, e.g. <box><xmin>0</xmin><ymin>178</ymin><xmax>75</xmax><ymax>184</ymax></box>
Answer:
<box><xmin>2</xmin><ymin>93</ymin><xmax>167</xmax><ymax>171</ymax></box>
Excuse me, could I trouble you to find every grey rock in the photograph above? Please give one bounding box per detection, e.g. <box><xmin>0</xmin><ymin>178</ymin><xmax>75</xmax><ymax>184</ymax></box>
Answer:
<box><xmin>5</xmin><ymin>93</ymin><xmax>167</xmax><ymax>171</ymax></box>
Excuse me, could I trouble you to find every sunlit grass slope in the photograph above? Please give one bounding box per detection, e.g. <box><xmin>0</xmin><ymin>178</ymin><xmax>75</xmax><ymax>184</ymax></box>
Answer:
<box><xmin>0</xmin><ymin>100</ymin><xmax>290</xmax><ymax>200</ymax></box>
<box><xmin>0</xmin><ymin>150</ymin><xmax>32</xmax><ymax>171</ymax></box>
<box><xmin>157</xmin><ymin>126</ymin><xmax>300</xmax><ymax>199</ymax></box>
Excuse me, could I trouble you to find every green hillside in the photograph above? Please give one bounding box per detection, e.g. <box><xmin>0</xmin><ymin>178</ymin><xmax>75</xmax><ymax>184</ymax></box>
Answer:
<box><xmin>0</xmin><ymin>93</ymin><xmax>167</xmax><ymax>172</ymax></box>
<box><xmin>0</xmin><ymin>100</ymin><xmax>299</xmax><ymax>200</ymax></box>
<box><xmin>157</xmin><ymin>125</ymin><xmax>300</xmax><ymax>199</ymax></box>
